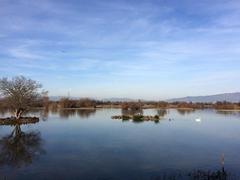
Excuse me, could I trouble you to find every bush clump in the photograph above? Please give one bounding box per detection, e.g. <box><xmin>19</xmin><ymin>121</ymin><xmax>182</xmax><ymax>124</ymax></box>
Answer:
<box><xmin>122</xmin><ymin>115</ymin><xmax>131</xmax><ymax>120</ymax></box>
<box><xmin>133</xmin><ymin>115</ymin><xmax>144</xmax><ymax>121</ymax></box>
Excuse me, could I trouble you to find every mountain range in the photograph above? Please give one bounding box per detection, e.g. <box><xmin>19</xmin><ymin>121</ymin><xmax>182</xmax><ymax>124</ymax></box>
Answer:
<box><xmin>49</xmin><ymin>92</ymin><xmax>240</xmax><ymax>103</ymax></box>
<box><xmin>167</xmin><ymin>92</ymin><xmax>240</xmax><ymax>103</ymax></box>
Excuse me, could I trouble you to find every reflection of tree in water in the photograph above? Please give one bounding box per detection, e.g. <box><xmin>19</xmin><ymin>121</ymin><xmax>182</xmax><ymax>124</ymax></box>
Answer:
<box><xmin>188</xmin><ymin>168</ymin><xmax>227</xmax><ymax>180</ymax></box>
<box><xmin>59</xmin><ymin>109</ymin><xmax>97</xmax><ymax>119</ymax></box>
<box><xmin>157</xmin><ymin>109</ymin><xmax>167</xmax><ymax>117</ymax></box>
<box><xmin>150</xmin><ymin>167</ymin><xmax>228</xmax><ymax>180</ymax></box>
<box><xmin>216</xmin><ymin>110</ymin><xmax>240</xmax><ymax>117</ymax></box>
<box><xmin>177</xmin><ymin>109</ymin><xmax>196</xmax><ymax>115</ymax></box>
<box><xmin>152</xmin><ymin>154</ymin><xmax>228</xmax><ymax>180</ymax></box>
<box><xmin>59</xmin><ymin>109</ymin><xmax>76</xmax><ymax>118</ymax></box>
<box><xmin>76</xmin><ymin>109</ymin><xmax>96</xmax><ymax>118</ymax></box>
<box><xmin>49</xmin><ymin>106</ymin><xmax>58</xmax><ymax>115</ymax></box>
<box><xmin>16</xmin><ymin>108</ymin><xmax>98</xmax><ymax>120</ymax></box>
<box><xmin>0</xmin><ymin>124</ymin><xmax>45</xmax><ymax>168</ymax></box>
<box><xmin>40</xmin><ymin>108</ymin><xmax>49</xmax><ymax>121</ymax></box>
<box><xmin>121</xmin><ymin>109</ymin><xmax>143</xmax><ymax>116</ymax></box>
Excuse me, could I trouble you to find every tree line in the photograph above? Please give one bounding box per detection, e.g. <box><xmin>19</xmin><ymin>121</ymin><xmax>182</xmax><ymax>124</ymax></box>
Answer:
<box><xmin>1</xmin><ymin>96</ymin><xmax>239</xmax><ymax>110</ymax></box>
<box><xmin>0</xmin><ymin>76</ymin><xmax>240</xmax><ymax>120</ymax></box>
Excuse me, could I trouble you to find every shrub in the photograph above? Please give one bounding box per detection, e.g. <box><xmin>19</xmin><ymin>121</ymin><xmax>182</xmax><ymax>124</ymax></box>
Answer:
<box><xmin>122</xmin><ymin>115</ymin><xmax>130</xmax><ymax>120</ymax></box>
<box><xmin>133</xmin><ymin>115</ymin><xmax>144</xmax><ymax>121</ymax></box>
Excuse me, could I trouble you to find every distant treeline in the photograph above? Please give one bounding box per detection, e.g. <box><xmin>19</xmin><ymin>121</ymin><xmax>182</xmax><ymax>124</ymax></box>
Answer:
<box><xmin>0</xmin><ymin>97</ymin><xmax>240</xmax><ymax>110</ymax></box>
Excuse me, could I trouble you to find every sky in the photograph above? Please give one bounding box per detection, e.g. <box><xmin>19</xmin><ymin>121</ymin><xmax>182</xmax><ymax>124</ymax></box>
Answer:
<box><xmin>0</xmin><ymin>0</ymin><xmax>240</xmax><ymax>100</ymax></box>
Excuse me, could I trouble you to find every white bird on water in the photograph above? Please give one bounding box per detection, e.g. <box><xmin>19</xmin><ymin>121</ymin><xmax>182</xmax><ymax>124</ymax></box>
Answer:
<box><xmin>195</xmin><ymin>117</ymin><xmax>201</xmax><ymax>122</ymax></box>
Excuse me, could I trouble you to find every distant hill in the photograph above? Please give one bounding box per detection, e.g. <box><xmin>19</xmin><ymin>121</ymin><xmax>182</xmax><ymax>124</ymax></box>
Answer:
<box><xmin>49</xmin><ymin>92</ymin><xmax>240</xmax><ymax>103</ymax></box>
<box><xmin>167</xmin><ymin>92</ymin><xmax>240</xmax><ymax>103</ymax></box>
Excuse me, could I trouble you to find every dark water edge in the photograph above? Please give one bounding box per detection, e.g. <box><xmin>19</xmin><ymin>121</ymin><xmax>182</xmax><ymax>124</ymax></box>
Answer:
<box><xmin>1</xmin><ymin>169</ymin><xmax>239</xmax><ymax>180</ymax></box>
<box><xmin>1</xmin><ymin>108</ymin><xmax>240</xmax><ymax>180</ymax></box>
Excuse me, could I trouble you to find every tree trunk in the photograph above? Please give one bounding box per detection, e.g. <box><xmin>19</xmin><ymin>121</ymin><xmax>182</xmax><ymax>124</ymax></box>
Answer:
<box><xmin>15</xmin><ymin>109</ymin><xmax>23</xmax><ymax>120</ymax></box>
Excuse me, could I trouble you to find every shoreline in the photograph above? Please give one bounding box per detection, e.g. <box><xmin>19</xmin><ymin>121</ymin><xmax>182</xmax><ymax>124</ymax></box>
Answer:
<box><xmin>29</xmin><ymin>107</ymin><xmax>240</xmax><ymax>111</ymax></box>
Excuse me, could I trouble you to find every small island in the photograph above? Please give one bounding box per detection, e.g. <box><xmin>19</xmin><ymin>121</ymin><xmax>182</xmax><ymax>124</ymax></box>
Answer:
<box><xmin>0</xmin><ymin>116</ymin><xmax>39</xmax><ymax>126</ymax></box>
<box><xmin>111</xmin><ymin>102</ymin><xmax>168</xmax><ymax>123</ymax></box>
<box><xmin>112</xmin><ymin>114</ymin><xmax>160</xmax><ymax>121</ymax></box>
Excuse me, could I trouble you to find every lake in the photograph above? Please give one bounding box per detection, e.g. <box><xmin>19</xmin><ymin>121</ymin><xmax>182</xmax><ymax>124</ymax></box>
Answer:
<box><xmin>0</xmin><ymin>108</ymin><xmax>240</xmax><ymax>180</ymax></box>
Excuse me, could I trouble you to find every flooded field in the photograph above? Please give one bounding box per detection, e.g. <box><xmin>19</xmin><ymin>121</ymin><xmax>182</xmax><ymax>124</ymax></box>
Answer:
<box><xmin>0</xmin><ymin>108</ymin><xmax>240</xmax><ymax>179</ymax></box>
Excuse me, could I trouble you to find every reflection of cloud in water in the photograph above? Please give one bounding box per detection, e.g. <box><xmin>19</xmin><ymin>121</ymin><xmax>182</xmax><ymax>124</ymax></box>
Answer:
<box><xmin>0</xmin><ymin>124</ymin><xmax>45</xmax><ymax>168</ymax></box>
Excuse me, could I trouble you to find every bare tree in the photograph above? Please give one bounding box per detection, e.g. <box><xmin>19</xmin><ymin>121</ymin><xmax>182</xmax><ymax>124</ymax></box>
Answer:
<box><xmin>0</xmin><ymin>76</ymin><xmax>43</xmax><ymax>119</ymax></box>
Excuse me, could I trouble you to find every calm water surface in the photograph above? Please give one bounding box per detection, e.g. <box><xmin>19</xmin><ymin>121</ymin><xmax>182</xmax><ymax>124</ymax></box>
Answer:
<box><xmin>0</xmin><ymin>108</ymin><xmax>240</xmax><ymax>180</ymax></box>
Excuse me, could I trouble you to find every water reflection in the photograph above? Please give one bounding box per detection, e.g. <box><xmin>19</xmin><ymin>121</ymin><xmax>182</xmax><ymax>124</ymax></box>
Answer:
<box><xmin>76</xmin><ymin>109</ymin><xmax>97</xmax><ymax>118</ymax></box>
<box><xmin>40</xmin><ymin>108</ymin><xmax>49</xmax><ymax>121</ymax></box>
<box><xmin>177</xmin><ymin>108</ymin><xmax>196</xmax><ymax>115</ymax></box>
<box><xmin>121</xmin><ymin>109</ymin><xmax>143</xmax><ymax>116</ymax></box>
<box><xmin>25</xmin><ymin>108</ymin><xmax>97</xmax><ymax>119</ymax></box>
<box><xmin>156</xmin><ymin>109</ymin><xmax>168</xmax><ymax>117</ymax></box>
<box><xmin>59</xmin><ymin>109</ymin><xmax>76</xmax><ymax>119</ymax></box>
<box><xmin>188</xmin><ymin>167</ymin><xmax>227</xmax><ymax>180</ymax></box>
<box><xmin>0</xmin><ymin>124</ymin><xmax>45</xmax><ymax>168</ymax></box>
<box><xmin>18</xmin><ymin>108</ymin><xmax>49</xmax><ymax>121</ymax></box>
<box><xmin>58</xmin><ymin>109</ymin><xmax>97</xmax><ymax>119</ymax></box>
<box><xmin>49</xmin><ymin>106</ymin><xmax>58</xmax><ymax>115</ymax></box>
<box><xmin>149</xmin><ymin>167</ymin><xmax>228</xmax><ymax>180</ymax></box>
<box><xmin>216</xmin><ymin>110</ymin><xmax>240</xmax><ymax>117</ymax></box>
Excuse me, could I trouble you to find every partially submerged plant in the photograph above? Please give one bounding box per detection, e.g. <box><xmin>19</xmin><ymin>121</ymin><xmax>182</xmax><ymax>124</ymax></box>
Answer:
<box><xmin>122</xmin><ymin>115</ymin><xmax>131</xmax><ymax>120</ymax></box>
<box><xmin>132</xmin><ymin>115</ymin><xmax>144</xmax><ymax>121</ymax></box>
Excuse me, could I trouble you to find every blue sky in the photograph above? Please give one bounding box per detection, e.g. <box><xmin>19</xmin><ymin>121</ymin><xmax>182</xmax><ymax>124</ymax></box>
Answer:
<box><xmin>0</xmin><ymin>0</ymin><xmax>240</xmax><ymax>100</ymax></box>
